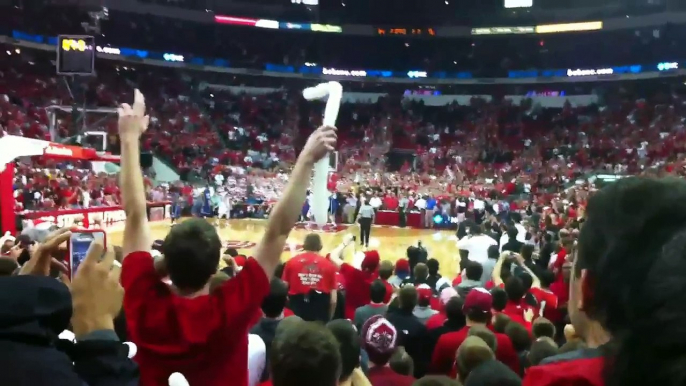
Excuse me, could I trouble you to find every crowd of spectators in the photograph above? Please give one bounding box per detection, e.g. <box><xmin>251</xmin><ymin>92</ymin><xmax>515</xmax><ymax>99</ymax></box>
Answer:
<box><xmin>3</xmin><ymin>89</ymin><xmax>686</xmax><ymax>386</ymax></box>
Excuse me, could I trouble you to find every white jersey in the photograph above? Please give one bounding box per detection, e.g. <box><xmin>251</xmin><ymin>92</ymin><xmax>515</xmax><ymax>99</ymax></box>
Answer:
<box><xmin>218</xmin><ymin>193</ymin><xmax>232</xmax><ymax>215</ymax></box>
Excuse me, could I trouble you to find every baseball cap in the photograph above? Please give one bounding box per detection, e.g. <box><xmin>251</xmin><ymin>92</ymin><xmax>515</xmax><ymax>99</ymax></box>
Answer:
<box><xmin>417</xmin><ymin>284</ymin><xmax>433</xmax><ymax>304</ymax></box>
<box><xmin>361</xmin><ymin>315</ymin><xmax>397</xmax><ymax>359</ymax></box>
<box><xmin>395</xmin><ymin>258</ymin><xmax>410</xmax><ymax>272</ymax></box>
<box><xmin>463</xmin><ymin>287</ymin><xmax>492</xmax><ymax>313</ymax></box>
<box><xmin>440</xmin><ymin>287</ymin><xmax>458</xmax><ymax>305</ymax></box>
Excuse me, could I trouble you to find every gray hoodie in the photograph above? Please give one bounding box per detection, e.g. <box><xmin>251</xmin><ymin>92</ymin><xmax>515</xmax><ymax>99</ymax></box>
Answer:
<box><xmin>413</xmin><ymin>306</ymin><xmax>438</xmax><ymax>324</ymax></box>
<box><xmin>455</xmin><ymin>279</ymin><xmax>482</xmax><ymax>298</ymax></box>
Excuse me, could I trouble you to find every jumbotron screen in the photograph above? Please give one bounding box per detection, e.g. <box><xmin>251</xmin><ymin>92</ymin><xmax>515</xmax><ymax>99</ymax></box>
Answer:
<box><xmin>504</xmin><ymin>0</ymin><xmax>532</xmax><ymax>8</ymax></box>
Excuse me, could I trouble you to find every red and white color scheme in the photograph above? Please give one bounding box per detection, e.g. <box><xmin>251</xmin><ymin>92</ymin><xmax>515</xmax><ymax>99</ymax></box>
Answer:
<box><xmin>0</xmin><ymin>135</ymin><xmax>121</xmax><ymax>235</ymax></box>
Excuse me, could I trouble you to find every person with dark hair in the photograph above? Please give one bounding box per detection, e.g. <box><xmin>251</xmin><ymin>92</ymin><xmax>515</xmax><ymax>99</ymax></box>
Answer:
<box><xmin>492</xmin><ymin>313</ymin><xmax>511</xmax><ymax>334</ymax></box>
<box><xmin>532</xmin><ymin>318</ymin><xmax>556</xmax><ymax>340</ymax></box>
<box><xmin>403</xmin><ymin>262</ymin><xmax>429</xmax><ymax>287</ymax></box>
<box><xmin>528</xmin><ymin>269</ymin><xmax>559</xmax><ymax>323</ymax></box>
<box><xmin>251</xmin><ymin>278</ymin><xmax>290</xmax><ymax>383</ymax></box>
<box><xmin>505</xmin><ymin>322</ymin><xmax>532</xmax><ymax>375</ymax></box>
<box><xmin>426</xmin><ymin>296</ymin><xmax>466</xmax><ymax>359</ymax></box>
<box><xmin>492</xmin><ymin>252</ymin><xmax>537</xmax><ymax>328</ymax></box>
<box><xmin>425</xmin><ymin>287</ymin><xmax>459</xmax><ymax>330</ymax></box>
<box><xmin>378</xmin><ymin>260</ymin><xmax>395</xmax><ymax>303</ymax></box>
<box><xmin>363</xmin><ymin>315</ymin><xmax>415</xmax><ymax>386</ymax></box>
<box><xmin>501</xmin><ymin>226</ymin><xmax>524</xmax><ymax>254</ymax></box>
<box><xmin>120</xmin><ymin>92</ymin><xmax>338</xmax><ymax>386</ymax></box>
<box><xmin>413</xmin><ymin>375</ymin><xmax>462</xmax><ymax>386</ymax></box>
<box><xmin>271</xmin><ymin>321</ymin><xmax>342</xmax><ymax>386</ymax></box>
<box><xmin>326</xmin><ymin>320</ymin><xmax>361</xmax><ymax>384</ymax></box>
<box><xmin>455</xmin><ymin>261</ymin><xmax>483</xmax><ymax>298</ymax></box>
<box><xmin>480</xmin><ymin>245</ymin><xmax>500</xmax><ymax>286</ymax></box>
<box><xmin>525</xmin><ymin>179</ymin><xmax>686</xmax><ymax>386</ymax></box>
<box><xmin>283</xmin><ymin>233</ymin><xmax>338</xmax><ymax>322</ymax></box>
<box><xmin>425</xmin><ymin>258</ymin><xmax>450</xmax><ymax>294</ymax></box>
<box><xmin>354</xmin><ymin>279</ymin><xmax>388</xmax><ymax>331</ymax></box>
<box><xmin>431</xmin><ymin>288</ymin><xmax>520</xmax><ymax>376</ymax></box>
<box><xmin>389</xmin><ymin>347</ymin><xmax>414</xmax><ymax>377</ymax></box>
<box><xmin>386</xmin><ymin>286</ymin><xmax>429</xmax><ymax>378</ymax></box>
<box><xmin>528</xmin><ymin>337</ymin><xmax>558</xmax><ymax>367</ymax></box>
<box><xmin>468</xmin><ymin>326</ymin><xmax>498</xmax><ymax>352</ymax></box>
<box><xmin>491</xmin><ymin>287</ymin><xmax>508</xmax><ymax>312</ymax></box>
<box><xmin>457</xmin><ymin>224</ymin><xmax>497</xmax><ymax>265</ymax></box>
<box><xmin>455</xmin><ymin>336</ymin><xmax>495</xmax><ymax>383</ymax></box>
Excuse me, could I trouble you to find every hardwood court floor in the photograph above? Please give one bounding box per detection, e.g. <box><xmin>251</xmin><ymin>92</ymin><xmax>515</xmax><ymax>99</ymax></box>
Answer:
<box><xmin>107</xmin><ymin>219</ymin><xmax>462</xmax><ymax>278</ymax></box>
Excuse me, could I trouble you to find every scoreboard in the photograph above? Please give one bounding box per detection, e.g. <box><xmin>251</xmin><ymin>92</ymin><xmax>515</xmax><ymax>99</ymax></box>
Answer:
<box><xmin>57</xmin><ymin>35</ymin><xmax>95</xmax><ymax>76</ymax></box>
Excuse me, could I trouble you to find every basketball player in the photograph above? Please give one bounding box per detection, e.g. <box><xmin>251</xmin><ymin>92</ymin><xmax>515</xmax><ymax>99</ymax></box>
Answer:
<box><xmin>170</xmin><ymin>189</ymin><xmax>182</xmax><ymax>225</ymax></box>
<box><xmin>200</xmin><ymin>185</ymin><xmax>213</xmax><ymax>218</ymax></box>
<box><xmin>217</xmin><ymin>189</ymin><xmax>232</xmax><ymax>226</ymax></box>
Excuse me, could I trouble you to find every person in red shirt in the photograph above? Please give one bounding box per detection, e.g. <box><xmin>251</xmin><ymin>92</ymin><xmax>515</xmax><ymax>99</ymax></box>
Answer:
<box><xmin>430</xmin><ymin>288</ymin><xmax>520</xmax><ymax>376</ymax></box>
<box><xmin>119</xmin><ymin>94</ymin><xmax>337</xmax><ymax>386</ymax></box>
<box><xmin>282</xmin><ymin>233</ymin><xmax>338</xmax><ymax>322</ymax></box>
<box><xmin>362</xmin><ymin>315</ymin><xmax>415</xmax><ymax>386</ymax></box>
<box><xmin>525</xmin><ymin>179</ymin><xmax>686</xmax><ymax>386</ymax></box>
<box><xmin>328</xmin><ymin>240</ymin><xmax>380</xmax><ymax>320</ymax></box>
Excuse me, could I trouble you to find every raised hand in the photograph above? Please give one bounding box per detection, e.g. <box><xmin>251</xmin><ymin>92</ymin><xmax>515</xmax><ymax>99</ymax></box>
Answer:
<box><xmin>300</xmin><ymin>125</ymin><xmax>337</xmax><ymax>165</ymax></box>
<box><xmin>118</xmin><ymin>89</ymin><xmax>150</xmax><ymax>139</ymax></box>
<box><xmin>18</xmin><ymin>228</ymin><xmax>70</xmax><ymax>277</ymax></box>
<box><xmin>69</xmin><ymin>239</ymin><xmax>123</xmax><ymax>337</ymax></box>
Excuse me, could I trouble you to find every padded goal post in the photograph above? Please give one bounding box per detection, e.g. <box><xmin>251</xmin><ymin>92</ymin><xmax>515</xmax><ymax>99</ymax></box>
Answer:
<box><xmin>0</xmin><ymin>135</ymin><xmax>119</xmax><ymax>235</ymax></box>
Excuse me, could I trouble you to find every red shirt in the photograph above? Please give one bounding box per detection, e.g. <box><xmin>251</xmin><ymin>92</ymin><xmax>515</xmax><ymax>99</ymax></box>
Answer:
<box><xmin>529</xmin><ymin>287</ymin><xmax>559</xmax><ymax>321</ymax></box>
<box><xmin>340</xmin><ymin>263</ymin><xmax>376</xmax><ymax>319</ymax></box>
<box><xmin>122</xmin><ymin>252</ymin><xmax>270</xmax><ymax>386</ymax></box>
<box><xmin>431</xmin><ymin>326</ymin><xmax>520</xmax><ymax>376</ymax></box>
<box><xmin>282</xmin><ymin>252</ymin><xmax>337</xmax><ymax>295</ymax></box>
<box><xmin>367</xmin><ymin>366</ymin><xmax>415</xmax><ymax>386</ymax></box>
<box><xmin>383</xmin><ymin>280</ymin><xmax>393</xmax><ymax>304</ymax></box>
<box><xmin>523</xmin><ymin>356</ymin><xmax>603</xmax><ymax>386</ymax></box>
<box><xmin>502</xmin><ymin>300</ymin><xmax>535</xmax><ymax>330</ymax></box>
<box><xmin>425</xmin><ymin>312</ymin><xmax>447</xmax><ymax>330</ymax></box>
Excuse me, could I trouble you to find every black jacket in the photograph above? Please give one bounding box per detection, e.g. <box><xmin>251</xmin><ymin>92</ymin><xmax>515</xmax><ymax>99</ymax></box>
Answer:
<box><xmin>250</xmin><ymin>318</ymin><xmax>281</xmax><ymax>382</ymax></box>
<box><xmin>0</xmin><ymin>276</ymin><xmax>139</xmax><ymax>386</ymax></box>
<box><xmin>386</xmin><ymin>308</ymin><xmax>429</xmax><ymax>378</ymax></box>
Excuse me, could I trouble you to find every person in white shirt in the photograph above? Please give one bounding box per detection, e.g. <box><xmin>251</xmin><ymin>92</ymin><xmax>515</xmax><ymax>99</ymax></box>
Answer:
<box><xmin>415</xmin><ymin>196</ymin><xmax>427</xmax><ymax>210</ymax></box>
<box><xmin>248</xmin><ymin>334</ymin><xmax>266</xmax><ymax>386</ymax></box>
<box><xmin>457</xmin><ymin>224</ymin><xmax>497</xmax><ymax>264</ymax></box>
<box><xmin>369</xmin><ymin>194</ymin><xmax>382</xmax><ymax>210</ymax></box>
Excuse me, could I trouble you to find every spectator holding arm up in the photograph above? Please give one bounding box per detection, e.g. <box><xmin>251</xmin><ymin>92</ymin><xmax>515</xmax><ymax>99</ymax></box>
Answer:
<box><xmin>119</xmin><ymin>89</ymin><xmax>337</xmax><ymax>386</ymax></box>
<box><xmin>0</xmin><ymin>228</ymin><xmax>139</xmax><ymax>385</ymax></box>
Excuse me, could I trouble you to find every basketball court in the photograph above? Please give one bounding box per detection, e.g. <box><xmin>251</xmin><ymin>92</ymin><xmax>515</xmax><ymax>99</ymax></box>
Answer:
<box><xmin>106</xmin><ymin>219</ymin><xmax>462</xmax><ymax>278</ymax></box>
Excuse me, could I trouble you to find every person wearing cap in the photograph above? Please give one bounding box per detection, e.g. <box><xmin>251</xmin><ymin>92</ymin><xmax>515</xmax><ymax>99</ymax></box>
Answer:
<box><xmin>388</xmin><ymin>258</ymin><xmax>410</xmax><ymax>288</ymax></box>
<box><xmin>282</xmin><ymin>233</ymin><xmax>338</xmax><ymax>323</ymax></box>
<box><xmin>430</xmin><ymin>288</ymin><xmax>520</xmax><ymax>376</ymax></box>
<box><xmin>362</xmin><ymin>315</ymin><xmax>415</xmax><ymax>386</ymax></box>
<box><xmin>328</xmin><ymin>234</ymin><xmax>380</xmax><ymax>320</ymax></box>
<box><xmin>413</xmin><ymin>284</ymin><xmax>438</xmax><ymax>324</ymax></box>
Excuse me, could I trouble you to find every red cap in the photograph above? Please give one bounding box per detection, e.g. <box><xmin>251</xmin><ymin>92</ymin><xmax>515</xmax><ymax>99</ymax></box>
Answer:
<box><xmin>463</xmin><ymin>287</ymin><xmax>492</xmax><ymax>313</ymax></box>
<box><xmin>416</xmin><ymin>284</ymin><xmax>433</xmax><ymax>303</ymax></box>
<box><xmin>362</xmin><ymin>250</ymin><xmax>380</xmax><ymax>271</ymax></box>
<box><xmin>395</xmin><ymin>258</ymin><xmax>410</xmax><ymax>272</ymax></box>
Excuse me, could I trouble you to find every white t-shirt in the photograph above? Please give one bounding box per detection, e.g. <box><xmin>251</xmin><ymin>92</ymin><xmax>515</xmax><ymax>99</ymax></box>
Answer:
<box><xmin>369</xmin><ymin>196</ymin><xmax>382</xmax><ymax>209</ymax></box>
<box><xmin>248</xmin><ymin>334</ymin><xmax>266</xmax><ymax>386</ymax></box>
<box><xmin>458</xmin><ymin>234</ymin><xmax>498</xmax><ymax>264</ymax></box>
<box><xmin>415</xmin><ymin>198</ymin><xmax>427</xmax><ymax>209</ymax></box>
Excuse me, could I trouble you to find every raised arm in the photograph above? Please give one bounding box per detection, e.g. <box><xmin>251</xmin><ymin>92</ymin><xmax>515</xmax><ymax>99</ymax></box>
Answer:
<box><xmin>252</xmin><ymin>125</ymin><xmax>337</xmax><ymax>278</ymax></box>
<box><xmin>119</xmin><ymin>89</ymin><xmax>152</xmax><ymax>256</ymax></box>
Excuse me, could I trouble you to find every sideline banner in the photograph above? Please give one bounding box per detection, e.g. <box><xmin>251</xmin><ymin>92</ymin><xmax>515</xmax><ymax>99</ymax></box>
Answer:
<box><xmin>20</xmin><ymin>202</ymin><xmax>171</xmax><ymax>229</ymax></box>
